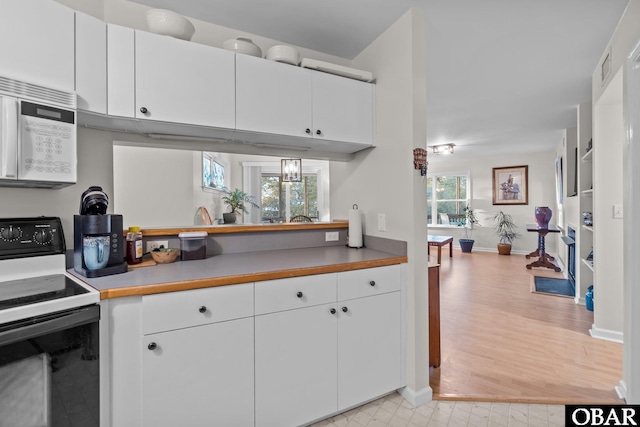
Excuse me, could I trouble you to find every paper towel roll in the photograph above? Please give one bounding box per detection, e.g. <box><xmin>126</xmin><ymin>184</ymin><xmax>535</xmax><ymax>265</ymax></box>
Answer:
<box><xmin>348</xmin><ymin>205</ymin><xmax>363</xmax><ymax>248</ymax></box>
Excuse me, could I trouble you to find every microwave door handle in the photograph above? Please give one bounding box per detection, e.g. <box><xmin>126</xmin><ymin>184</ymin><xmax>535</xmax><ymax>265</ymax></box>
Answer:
<box><xmin>0</xmin><ymin>97</ymin><xmax>18</xmax><ymax>178</ymax></box>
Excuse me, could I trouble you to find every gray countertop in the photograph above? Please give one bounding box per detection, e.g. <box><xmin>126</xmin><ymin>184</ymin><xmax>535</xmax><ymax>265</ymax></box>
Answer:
<box><xmin>69</xmin><ymin>245</ymin><xmax>407</xmax><ymax>299</ymax></box>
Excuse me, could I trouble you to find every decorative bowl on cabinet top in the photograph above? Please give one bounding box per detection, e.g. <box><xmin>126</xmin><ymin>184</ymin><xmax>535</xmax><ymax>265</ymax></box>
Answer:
<box><xmin>265</xmin><ymin>45</ymin><xmax>300</xmax><ymax>65</ymax></box>
<box><xmin>223</xmin><ymin>37</ymin><xmax>262</xmax><ymax>57</ymax></box>
<box><xmin>145</xmin><ymin>9</ymin><xmax>196</xmax><ymax>41</ymax></box>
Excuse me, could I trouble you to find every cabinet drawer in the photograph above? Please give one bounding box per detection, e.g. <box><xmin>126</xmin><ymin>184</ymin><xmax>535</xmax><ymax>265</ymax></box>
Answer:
<box><xmin>338</xmin><ymin>265</ymin><xmax>402</xmax><ymax>301</ymax></box>
<box><xmin>255</xmin><ymin>274</ymin><xmax>336</xmax><ymax>315</ymax></box>
<box><xmin>142</xmin><ymin>283</ymin><xmax>253</xmax><ymax>335</ymax></box>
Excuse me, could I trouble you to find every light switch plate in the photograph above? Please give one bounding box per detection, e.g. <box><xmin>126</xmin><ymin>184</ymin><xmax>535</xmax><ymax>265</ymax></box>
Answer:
<box><xmin>613</xmin><ymin>204</ymin><xmax>623</xmax><ymax>218</ymax></box>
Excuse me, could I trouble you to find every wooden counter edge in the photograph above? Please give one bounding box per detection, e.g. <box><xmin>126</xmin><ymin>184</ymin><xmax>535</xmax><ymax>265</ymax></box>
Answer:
<box><xmin>140</xmin><ymin>222</ymin><xmax>348</xmax><ymax>237</ymax></box>
<box><xmin>99</xmin><ymin>256</ymin><xmax>408</xmax><ymax>299</ymax></box>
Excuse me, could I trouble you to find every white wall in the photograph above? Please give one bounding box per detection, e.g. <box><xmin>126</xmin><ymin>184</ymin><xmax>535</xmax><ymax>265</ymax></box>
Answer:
<box><xmin>331</xmin><ymin>9</ymin><xmax>430</xmax><ymax>403</ymax></box>
<box><xmin>592</xmin><ymin>70</ymin><xmax>624</xmax><ymax>338</ymax></box>
<box><xmin>428</xmin><ymin>151</ymin><xmax>558</xmax><ymax>255</ymax></box>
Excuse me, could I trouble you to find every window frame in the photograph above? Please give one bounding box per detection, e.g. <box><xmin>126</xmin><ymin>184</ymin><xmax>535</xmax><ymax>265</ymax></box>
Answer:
<box><xmin>427</xmin><ymin>171</ymin><xmax>471</xmax><ymax>229</ymax></box>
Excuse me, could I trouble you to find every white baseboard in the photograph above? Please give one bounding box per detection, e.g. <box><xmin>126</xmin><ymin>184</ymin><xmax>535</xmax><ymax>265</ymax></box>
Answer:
<box><xmin>399</xmin><ymin>386</ymin><xmax>433</xmax><ymax>407</ymax></box>
<box><xmin>615</xmin><ymin>380</ymin><xmax>628</xmax><ymax>401</ymax></box>
<box><xmin>574</xmin><ymin>296</ymin><xmax>586</xmax><ymax>305</ymax></box>
<box><xmin>589</xmin><ymin>324</ymin><xmax>624</xmax><ymax>343</ymax></box>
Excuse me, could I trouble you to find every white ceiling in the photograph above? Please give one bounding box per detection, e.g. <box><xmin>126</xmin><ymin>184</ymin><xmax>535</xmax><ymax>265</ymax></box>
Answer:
<box><xmin>135</xmin><ymin>0</ymin><xmax>629</xmax><ymax>160</ymax></box>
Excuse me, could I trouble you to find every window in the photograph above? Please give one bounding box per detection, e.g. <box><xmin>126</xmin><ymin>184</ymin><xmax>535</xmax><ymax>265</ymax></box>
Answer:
<box><xmin>261</xmin><ymin>175</ymin><xmax>318</xmax><ymax>221</ymax></box>
<box><xmin>427</xmin><ymin>173</ymin><xmax>470</xmax><ymax>226</ymax></box>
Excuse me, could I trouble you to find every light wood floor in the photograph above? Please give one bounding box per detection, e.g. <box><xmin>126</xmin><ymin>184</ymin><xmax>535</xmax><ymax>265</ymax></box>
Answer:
<box><xmin>429</xmin><ymin>249</ymin><xmax>623</xmax><ymax>404</ymax></box>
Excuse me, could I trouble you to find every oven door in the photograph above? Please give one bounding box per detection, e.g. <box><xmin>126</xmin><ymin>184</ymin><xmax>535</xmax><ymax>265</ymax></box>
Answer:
<box><xmin>0</xmin><ymin>304</ymin><xmax>99</xmax><ymax>427</ymax></box>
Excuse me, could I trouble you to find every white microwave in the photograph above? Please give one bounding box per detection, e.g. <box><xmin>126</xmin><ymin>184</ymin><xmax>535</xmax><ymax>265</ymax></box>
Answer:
<box><xmin>0</xmin><ymin>75</ymin><xmax>77</xmax><ymax>188</ymax></box>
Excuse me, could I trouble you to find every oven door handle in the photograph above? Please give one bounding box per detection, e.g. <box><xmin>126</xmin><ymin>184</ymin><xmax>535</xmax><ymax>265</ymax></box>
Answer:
<box><xmin>0</xmin><ymin>305</ymin><xmax>99</xmax><ymax>347</ymax></box>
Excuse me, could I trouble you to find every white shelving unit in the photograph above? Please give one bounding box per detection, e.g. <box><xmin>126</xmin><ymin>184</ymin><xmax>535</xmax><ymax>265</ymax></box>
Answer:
<box><xmin>576</xmin><ymin>102</ymin><xmax>593</xmax><ymax>306</ymax></box>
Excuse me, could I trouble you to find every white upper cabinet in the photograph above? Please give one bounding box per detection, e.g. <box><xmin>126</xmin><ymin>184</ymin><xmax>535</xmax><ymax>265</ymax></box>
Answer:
<box><xmin>236</xmin><ymin>54</ymin><xmax>313</xmax><ymax>138</ymax></box>
<box><xmin>75</xmin><ymin>12</ymin><xmax>107</xmax><ymax>114</ymax></box>
<box><xmin>236</xmin><ymin>55</ymin><xmax>374</xmax><ymax>146</ymax></box>
<box><xmin>134</xmin><ymin>31</ymin><xmax>235</xmax><ymax>129</ymax></box>
<box><xmin>107</xmin><ymin>24</ymin><xmax>135</xmax><ymax>118</ymax></box>
<box><xmin>313</xmin><ymin>71</ymin><xmax>374</xmax><ymax>145</ymax></box>
<box><xmin>0</xmin><ymin>0</ymin><xmax>74</xmax><ymax>91</ymax></box>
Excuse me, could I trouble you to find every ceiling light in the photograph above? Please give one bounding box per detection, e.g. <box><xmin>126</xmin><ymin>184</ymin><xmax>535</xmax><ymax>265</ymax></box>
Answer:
<box><xmin>432</xmin><ymin>144</ymin><xmax>454</xmax><ymax>155</ymax></box>
<box><xmin>281</xmin><ymin>158</ymin><xmax>302</xmax><ymax>182</ymax></box>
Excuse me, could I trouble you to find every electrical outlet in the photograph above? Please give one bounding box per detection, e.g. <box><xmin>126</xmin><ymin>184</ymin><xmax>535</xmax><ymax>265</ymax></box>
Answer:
<box><xmin>147</xmin><ymin>240</ymin><xmax>168</xmax><ymax>252</ymax></box>
<box><xmin>325</xmin><ymin>232</ymin><xmax>339</xmax><ymax>242</ymax></box>
<box><xmin>378</xmin><ymin>214</ymin><xmax>386</xmax><ymax>232</ymax></box>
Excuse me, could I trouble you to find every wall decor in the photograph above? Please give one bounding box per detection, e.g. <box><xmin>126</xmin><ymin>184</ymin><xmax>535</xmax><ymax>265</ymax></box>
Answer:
<box><xmin>202</xmin><ymin>153</ymin><xmax>225</xmax><ymax>190</ymax></box>
<box><xmin>492</xmin><ymin>165</ymin><xmax>528</xmax><ymax>205</ymax></box>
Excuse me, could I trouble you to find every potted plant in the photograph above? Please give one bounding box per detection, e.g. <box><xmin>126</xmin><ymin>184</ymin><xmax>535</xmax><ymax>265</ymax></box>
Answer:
<box><xmin>458</xmin><ymin>205</ymin><xmax>479</xmax><ymax>253</ymax></box>
<box><xmin>493</xmin><ymin>210</ymin><xmax>519</xmax><ymax>255</ymax></box>
<box><xmin>221</xmin><ymin>188</ymin><xmax>260</xmax><ymax>224</ymax></box>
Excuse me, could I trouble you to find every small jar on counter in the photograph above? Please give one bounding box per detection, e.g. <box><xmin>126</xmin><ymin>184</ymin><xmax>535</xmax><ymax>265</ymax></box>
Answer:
<box><xmin>126</xmin><ymin>226</ymin><xmax>143</xmax><ymax>265</ymax></box>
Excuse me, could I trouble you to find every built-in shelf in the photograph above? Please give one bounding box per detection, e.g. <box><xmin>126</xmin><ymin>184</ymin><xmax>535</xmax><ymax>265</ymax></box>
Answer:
<box><xmin>582</xmin><ymin>189</ymin><xmax>593</xmax><ymax>196</ymax></box>
<box><xmin>582</xmin><ymin>225</ymin><xmax>593</xmax><ymax>232</ymax></box>
<box><xmin>582</xmin><ymin>149</ymin><xmax>593</xmax><ymax>162</ymax></box>
<box><xmin>582</xmin><ymin>258</ymin><xmax>594</xmax><ymax>272</ymax></box>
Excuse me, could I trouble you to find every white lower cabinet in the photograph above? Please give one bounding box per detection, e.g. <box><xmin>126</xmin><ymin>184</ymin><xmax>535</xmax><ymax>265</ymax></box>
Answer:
<box><xmin>106</xmin><ymin>266</ymin><xmax>405</xmax><ymax>427</ymax></box>
<box><xmin>255</xmin><ymin>303</ymin><xmax>338</xmax><ymax>427</ymax></box>
<box><xmin>254</xmin><ymin>266</ymin><xmax>404</xmax><ymax>427</ymax></box>
<box><xmin>143</xmin><ymin>317</ymin><xmax>254</xmax><ymax>427</ymax></box>
<box><xmin>337</xmin><ymin>292</ymin><xmax>402</xmax><ymax>410</ymax></box>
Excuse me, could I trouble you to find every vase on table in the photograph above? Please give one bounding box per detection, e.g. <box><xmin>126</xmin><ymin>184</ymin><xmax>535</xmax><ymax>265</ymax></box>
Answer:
<box><xmin>534</xmin><ymin>206</ymin><xmax>552</xmax><ymax>229</ymax></box>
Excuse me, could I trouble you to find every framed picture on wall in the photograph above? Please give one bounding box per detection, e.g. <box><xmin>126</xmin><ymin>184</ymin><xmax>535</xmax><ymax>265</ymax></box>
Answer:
<box><xmin>202</xmin><ymin>153</ymin><xmax>225</xmax><ymax>191</ymax></box>
<box><xmin>492</xmin><ymin>165</ymin><xmax>528</xmax><ymax>205</ymax></box>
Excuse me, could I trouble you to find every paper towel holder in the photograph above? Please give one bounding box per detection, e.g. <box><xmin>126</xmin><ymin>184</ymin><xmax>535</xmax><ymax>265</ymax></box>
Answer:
<box><xmin>347</xmin><ymin>204</ymin><xmax>364</xmax><ymax>249</ymax></box>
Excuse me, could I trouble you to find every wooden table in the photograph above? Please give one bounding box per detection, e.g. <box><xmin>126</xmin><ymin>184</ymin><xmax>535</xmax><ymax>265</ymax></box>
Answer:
<box><xmin>428</xmin><ymin>235</ymin><xmax>453</xmax><ymax>265</ymax></box>
<box><xmin>525</xmin><ymin>224</ymin><xmax>561</xmax><ymax>272</ymax></box>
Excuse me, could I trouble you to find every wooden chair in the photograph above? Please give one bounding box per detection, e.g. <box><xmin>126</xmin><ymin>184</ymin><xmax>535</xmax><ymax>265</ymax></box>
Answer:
<box><xmin>290</xmin><ymin>215</ymin><xmax>312</xmax><ymax>223</ymax></box>
<box><xmin>197</xmin><ymin>206</ymin><xmax>213</xmax><ymax>225</ymax></box>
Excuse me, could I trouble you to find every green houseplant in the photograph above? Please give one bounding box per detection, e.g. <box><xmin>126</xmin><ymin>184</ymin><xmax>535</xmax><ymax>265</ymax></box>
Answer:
<box><xmin>458</xmin><ymin>205</ymin><xmax>479</xmax><ymax>253</ymax></box>
<box><xmin>493</xmin><ymin>210</ymin><xmax>519</xmax><ymax>255</ymax></box>
<box><xmin>221</xmin><ymin>188</ymin><xmax>260</xmax><ymax>224</ymax></box>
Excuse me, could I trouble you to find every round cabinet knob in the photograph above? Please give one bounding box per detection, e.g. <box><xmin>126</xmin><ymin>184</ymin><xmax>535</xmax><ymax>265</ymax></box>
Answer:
<box><xmin>369</xmin><ymin>281</ymin><xmax>376</xmax><ymax>287</ymax></box>
<box><xmin>316</xmin><ymin>129</ymin><xmax>322</xmax><ymax>135</ymax></box>
<box><xmin>148</xmin><ymin>342</ymin><xmax>157</xmax><ymax>351</ymax></box>
<box><xmin>305</xmin><ymin>128</ymin><xmax>311</xmax><ymax>134</ymax></box>
<box><xmin>330</xmin><ymin>308</ymin><xmax>337</xmax><ymax>314</ymax></box>
<box><xmin>140</xmin><ymin>107</ymin><xmax>148</xmax><ymax>114</ymax></box>
<box><xmin>296</xmin><ymin>292</ymin><xmax>303</xmax><ymax>298</ymax></box>
<box><xmin>199</xmin><ymin>306</ymin><xmax>207</xmax><ymax>313</ymax></box>
<box><xmin>342</xmin><ymin>306</ymin><xmax>348</xmax><ymax>313</ymax></box>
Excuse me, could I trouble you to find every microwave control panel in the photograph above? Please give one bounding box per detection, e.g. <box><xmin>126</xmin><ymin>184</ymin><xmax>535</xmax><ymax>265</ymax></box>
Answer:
<box><xmin>19</xmin><ymin>101</ymin><xmax>76</xmax><ymax>184</ymax></box>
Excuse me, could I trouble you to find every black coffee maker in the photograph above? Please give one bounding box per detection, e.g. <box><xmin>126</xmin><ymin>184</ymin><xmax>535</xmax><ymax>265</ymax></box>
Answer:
<box><xmin>74</xmin><ymin>186</ymin><xmax>128</xmax><ymax>278</ymax></box>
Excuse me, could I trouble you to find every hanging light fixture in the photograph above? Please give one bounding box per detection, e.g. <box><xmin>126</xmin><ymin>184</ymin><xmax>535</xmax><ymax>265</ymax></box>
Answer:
<box><xmin>432</xmin><ymin>144</ymin><xmax>455</xmax><ymax>155</ymax></box>
<box><xmin>281</xmin><ymin>158</ymin><xmax>302</xmax><ymax>182</ymax></box>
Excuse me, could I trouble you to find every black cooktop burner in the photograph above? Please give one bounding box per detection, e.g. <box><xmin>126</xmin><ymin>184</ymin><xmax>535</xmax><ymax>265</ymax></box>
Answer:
<box><xmin>0</xmin><ymin>275</ymin><xmax>89</xmax><ymax>311</ymax></box>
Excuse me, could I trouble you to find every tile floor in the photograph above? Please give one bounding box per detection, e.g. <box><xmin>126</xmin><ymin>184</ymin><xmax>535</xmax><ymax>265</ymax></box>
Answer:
<box><xmin>309</xmin><ymin>393</ymin><xmax>565</xmax><ymax>427</ymax></box>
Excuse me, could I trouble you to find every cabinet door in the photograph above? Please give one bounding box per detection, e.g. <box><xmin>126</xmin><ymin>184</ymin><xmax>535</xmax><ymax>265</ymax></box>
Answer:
<box><xmin>337</xmin><ymin>292</ymin><xmax>402</xmax><ymax>410</ymax></box>
<box><xmin>75</xmin><ymin>12</ymin><xmax>106</xmax><ymax>114</ymax></box>
<box><xmin>142</xmin><ymin>317</ymin><xmax>254</xmax><ymax>427</ymax></box>
<box><xmin>107</xmin><ymin>24</ymin><xmax>135</xmax><ymax>118</ymax></box>
<box><xmin>255</xmin><ymin>303</ymin><xmax>337</xmax><ymax>427</ymax></box>
<box><xmin>135</xmin><ymin>30</ymin><xmax>235</xmax><ymax>128</ymax></box>
<box><xmin>312</xmin><ymin>71</ymin><xmax>374</xmax><ymax>145</ymax></box>
<box><xmin>0</xmin><ymin>0</ymin><xmax>75</xmax><ymax>91</ymax></box>
<box><xmin>236</xmin><ymin>54</ymin><xmax>312</xmax><ymax>138</ymax></box>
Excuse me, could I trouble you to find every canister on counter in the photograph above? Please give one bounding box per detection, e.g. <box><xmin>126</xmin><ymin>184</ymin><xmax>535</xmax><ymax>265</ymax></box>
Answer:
<box><xmin>178</xmin><ymin>231</ymin><xmax>208</xmax><ymax>260</ymax></box>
